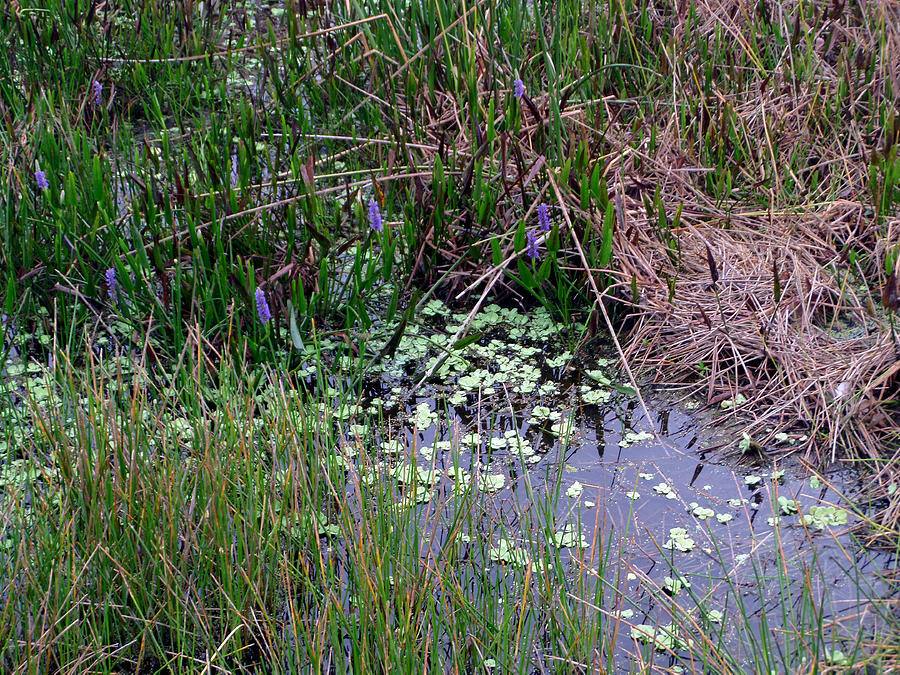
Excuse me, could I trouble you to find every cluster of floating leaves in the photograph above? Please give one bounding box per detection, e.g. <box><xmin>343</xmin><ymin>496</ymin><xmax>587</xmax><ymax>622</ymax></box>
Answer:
<box><xmin>285</xmin><ymin>300</ymin><xmax>621</xmax><ymax>520</ymax></box>
<box><xmin>1</xmin><ymin>294</ymin><xmax>865</xmax><ymax>663</ymax></box>
<box><xmin>663</xmin><ymin>528</ymin><xmax>695</xmax><ymax>553</ymax></box>
<box><xmin>630</xmin><ymin>621</ymin><xmax>695</xmax><ymax>651</ymax></box>
<box><xmin>802</xmin><ymin>505</ymin><xmax>849</xmax><ymax>529</ymax></box>
<box><xmin>489</xmin><ymin>538</ymin><xmax>530</xmax><ymax>568</ymax></box>
<box><xmin>551</xmin><ymin>524</ymin><xmax>588</xmax><ymax>549</ymax></box>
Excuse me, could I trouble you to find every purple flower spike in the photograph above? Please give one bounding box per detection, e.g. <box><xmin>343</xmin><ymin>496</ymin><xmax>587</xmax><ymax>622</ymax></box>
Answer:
<box><xmin>255</xmin><ymin>287</ymin><xmax>272</xmax><ymax>324</ymax></box>
<box><xmin>525</xmin><ymin>229</ymin><xmax>541</xmax><ymax>260</ymax></box>
<box><xmin>513</xmin><ymin>78</ymin><xmax>525</xmax><ymax>99</ymax></box>
<box><xmin>537</xmin><ymin>203</ymin><xmax>551</xmax><ymax>232</ymax></box>
<box><xmin>105</xmin><ymin>268</ymin><xmax>118</xmax><ymax>305</ymax></box>
<box><xmin>34</xmin><ymin>170</ymin><xmax>49</xmax><ymax>191</ymax></box>
<box><xmin>92</xmin><ymin>80</ymin><xmax>103</xmax><ymax>106</ymax></box>
<box><xmin>368</xmin><ymin>198</ymin><xmax>383</xmax><ymax>232</ymax></box>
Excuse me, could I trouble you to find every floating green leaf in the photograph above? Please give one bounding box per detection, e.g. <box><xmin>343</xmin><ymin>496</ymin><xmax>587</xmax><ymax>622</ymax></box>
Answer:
<box><xmin>566</xmin><ymin>482</ymin><xmax>584</xmax><ymax>499</ymax></box>
<box><xmin>801</xmin><ymin>505</ymin><xmax>848</xmax><ymax>530</ymax></box>
<box><xmin>551</xmin><ymin>524</ymin><xmax>587</xmax><ymax>549</ymax></box>
<box><xmin>663</xmin><ymin>528</ymin><xmax>695</xmax><ymax>552</ymax></box>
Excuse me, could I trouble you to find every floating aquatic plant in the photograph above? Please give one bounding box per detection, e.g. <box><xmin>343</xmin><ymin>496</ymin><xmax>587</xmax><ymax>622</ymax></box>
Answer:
<box><xmin>585</xmin><ymin>368</ymin><xmax>611</xmax><ymax>385</ymax></box>
<box><xmin>721</xmin><ymin>393</ymin><xmax>748</xmax><ymax>409</ymax></box>
<box><xmin>489</xmin><ymin>436</ymin><xmax>507</xmax><ymax>450</ymax></box>
<box><xmin>689</xmin><ymin>503</ymin><xmax>715</xmax><ymax>520</ymax></box>
<box><xmin>479</xmin><ymin>473</ymin><xmax>506</xmax><ymax>493</ymax></box>
<box><xmin>663</xmin><ymin>528</ymin><xmax>695</xmax><ymax>552</ymax></box>
<box><xmin>824</xmin><ymin>649</ymin><xmax>851</xmax><ymax>667</ymax></box>
<box><xmin>653</xmin><ymin>482</ymin><xmax>676</xmax><ymax>499</ymax></box>
<box><xmin>489</xmin><ymin>538</ymin><xmax>530</xmax><ymax>568</ymax></box>
<box><xmin>707</xmin><ymin>609</ymin><xmax>724</xmax><ymax>623</ymax></box>
<box><xmin>777</xmin><ymin>496</ymin><xmax>800</xmax><ymax>515</ymax></box>
<box><xmin>530</xmin><ymin>405</ymin><xmax>552</xmax><ymax>421</ymax></box>
<box><xmin>619</xmin><ymin>430</ymin><xmax>654</xmax><ymax>447</ymax></box>
<box><xmin>566</xmin><ymin>481</ymin><xmax>584</xmax><ymax>498</ymax></box>
<box><xmin>630</xmin><ymin>623</ymin><xmax>695</xmax><ymax>652</ymax></box>
<box><xmin>550</xmin><ymin>417</ymin><xmax>575</xmax><ymax>441</ymax></box>
<box><xmin>400</xmin><ymin>483</ymin><xmax>434</xmax><ymax>507</ymax></box>
<box><xmin>546</xmin><ymin>351</ymin><xmax>571</xmax><ymax>368</ymax></box>
<box><xmin>411</xmin><ymin>402</ymin><xmax>437</xmax><ymax>429</ymax></box>
<box><xmin>802</xmin><ymin>505</ymin><xmax>848</xmax><ymax>530</ymax></box>
<box><xmin>461</xmin><ymin>432</ymin><xmax>481</xmax><ymax>446</ymax></box>
<box><xmin>446</xmin><ymin>467</ymin><xmax>472</xmax><ymax>494</ymax></box>
<box><xmin>448</xmin><ymin>390</ymin><xmax>466</xmax><ymax>405</ymax></box>
<box><xmin>381</xmin><ymin>439</ymin><xmax>404</xmax><ymax>455</ymax></box>
<box><xmin>663</xmin><ymin>574</ymin><xmax>691</xmax><ymax>595</ymax></box>
<box><xmin>581</xmin><ymin>385</ymin><xmax>611</xmax><ymax>405</ymax></box>
<box><xmin>551</xmin><ymin>524</ymin><xmax>587</xmax><ymax>549</ymax></box>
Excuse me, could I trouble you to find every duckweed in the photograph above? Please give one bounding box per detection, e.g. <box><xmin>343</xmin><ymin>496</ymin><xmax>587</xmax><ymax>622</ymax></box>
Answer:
<box><xmin>551</xmin><ymin>524</ymin><xmax>587</xmax><ymax>549</ymax></box>
<box><xmin>777</xmin><ymin>496</ymin><xmax>800</xmax><ymax>516</ymax></box>
<box><xmin>802</xmin><ymin>505</ymin><xmax>849</xmax><ymax>530</ymax></box>
<box><xmin>689</xmin><ymin>503</ymin><xmax>715</xmax><ymax>520</ymax></box>
<box><xmin>663</xmin><ymin>528</ymin><xmax>695</xmax><ymax>553</ymax></box>
<box><xmin>663</xmin><ymin>575</ymin><xmax>691</xmax><ymax>596</ymax></box>
<box><xmin>566</xmin><ymin>482</ymin><xmax>584</xmax><ymax>499</ymax></box>
<box><xmin>489</xmin><ymin>538</ymin><xmax>530</xmax><ymax>568</ymax></box>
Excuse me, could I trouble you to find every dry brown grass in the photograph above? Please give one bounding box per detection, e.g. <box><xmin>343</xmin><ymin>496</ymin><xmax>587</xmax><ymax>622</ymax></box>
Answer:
<box><xmin>561</xmin><ymin>0</ymin><xmax>900</xmax><ymax>544</ymax></box>
<box><xmin>272</xmin><ymin>0</ymin><xmax>900</xmax><ymax>545</ymax></box>
<box><xmin>607</xmin><ymin>202</ymin><xmax>900</xmax><ymax>547</ymax></box>
<box><xmin>616</xmin><ymin>202</ymin><xmax>898</xmax><ymax>457</ymax></box>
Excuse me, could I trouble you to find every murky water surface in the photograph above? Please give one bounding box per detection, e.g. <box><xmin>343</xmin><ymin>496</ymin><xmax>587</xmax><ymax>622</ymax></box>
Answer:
<box><xmin>3</xmin><ymin>296</ymin><xmax>896</xmax><ymax>668</ymax></box>
<box><xmin>338</xmin><ymin>298</ymin><xmax>897</xmax><ymax>666</ymax></box>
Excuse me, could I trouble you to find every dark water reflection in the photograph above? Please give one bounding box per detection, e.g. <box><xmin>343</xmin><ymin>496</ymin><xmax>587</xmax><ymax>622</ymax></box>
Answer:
<box><xmin>370</xmin><ymin>381</ymin><xmax>897</xmax><ymax>667</ymax></box>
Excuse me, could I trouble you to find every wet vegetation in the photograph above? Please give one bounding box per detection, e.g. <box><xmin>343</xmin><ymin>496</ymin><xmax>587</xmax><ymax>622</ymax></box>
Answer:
<box><xmin>1</xmin><ymin>0</ymin><xmax>899</xmax><ymax>672</ymax></box>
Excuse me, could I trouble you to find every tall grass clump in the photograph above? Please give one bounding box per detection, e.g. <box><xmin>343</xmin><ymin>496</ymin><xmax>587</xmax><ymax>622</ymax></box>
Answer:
<box><xmin>2</xmin><ymin>0</ymin><xmax>900</xmax><ymax>670</ymax></box>
<box><xmin>0</xmin><ymin>343</ymin><xmax>897</xmax><ymax>672</ymax></box>
<box><xmin>4</xmin><ymin>0</ymin><xmax>648</xmax><ymax>372</ymax></box>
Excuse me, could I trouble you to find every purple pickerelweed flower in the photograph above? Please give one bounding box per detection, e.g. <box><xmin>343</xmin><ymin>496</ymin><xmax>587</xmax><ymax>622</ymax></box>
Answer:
<box><xmin>92</xmin><ymin>80</ymin><xmax>103</xmax><ymax>106</ymax></box>
<box><xmin>368</xmin><ymin>198</ymin><xmax>383</xmax><ymax>232</ymax></box>
<box><xmin>513</xmin><ymin>78</ymin><xmax>525</xmax><ymax>99</ymax></box>
<box><xmin>537</xmin><ymin>203</ymin><xmax>551</xmax><ymax>232</ymax></box>
<box><xmin>525</xmin><ymin>229</ymin><xmax>541</xmax><ymax>259</ymax></box>
<box><xmin>34</xmin><ymin>170</ymin><xmax>49</xmax><ymax>191</ymax></box>
<box><xmin>255</xmin><ymin>287</ymin><xmax>272</xmax><ymax>324</ymax></box>
<box><xmin>105</xmin><ymin>267</ymin><xmax>118</xmax><ymax>305</ymax></box>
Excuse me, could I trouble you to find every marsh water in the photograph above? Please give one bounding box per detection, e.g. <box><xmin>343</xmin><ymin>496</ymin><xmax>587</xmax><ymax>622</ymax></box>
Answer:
<box><xmin>2</xmin><ymin>298</ymin><xmax>897</xmax><ymax>669</ymax></box>
<box><xmin>329</xmin><ymin>298</ymin><xmax>897</xmax><ymax>668</ymax></box>
<box><xmin>383</xmin><ymin>388</ymin><xmax>895</xmax><ymax>666</ymax></box>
